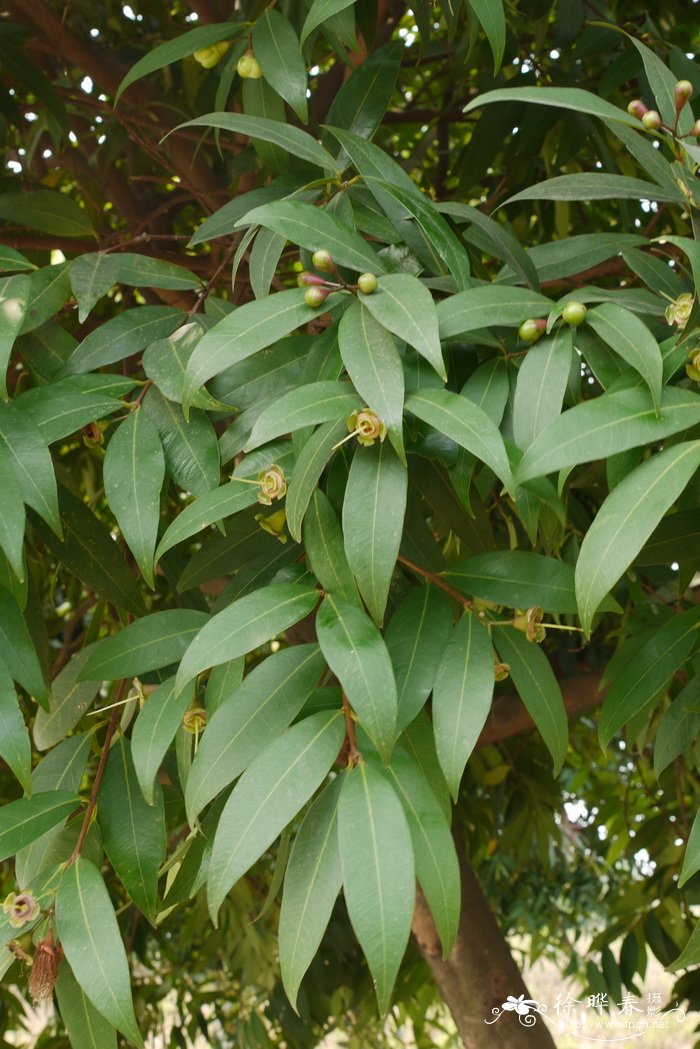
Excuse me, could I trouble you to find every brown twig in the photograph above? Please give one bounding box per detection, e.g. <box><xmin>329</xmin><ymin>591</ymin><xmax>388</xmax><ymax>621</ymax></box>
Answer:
<box><xmin>68</xmin><ymin>679</ymin><xmax>127</xmax><ymax>864</ymax></box>
<box><xmin>397</xmin><ymin>553</ymin><xmax>471</xmax><ymax>607</ymax></box>
<box><xmin>342</xmin><ymin>693</ymin><xmax>361</xmax><ymax>766</ymax></box>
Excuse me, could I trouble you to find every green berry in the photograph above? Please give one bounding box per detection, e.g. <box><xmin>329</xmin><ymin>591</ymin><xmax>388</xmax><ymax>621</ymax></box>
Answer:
<box><xmin>312</xmin><ymin>249</ymin><xmax>334</xmax><ymax>273</ymax></box>
<box><xmin>237</xmin><ymin>51</ymin><xmax>262</xmax><ymax>78</ymax></box>
<box><xmin>675</xmin><ymin>80</ymin><xmax>693</xmax><ymax>108</ymax></box>
<box><xmin>642</xmin><ymin>110</ymin><xmax>662</xmax><ymax>130</ymax></box>
<box><xmin>357</xmin><ymin>272</ymin><xmax>378</xmax><ymax>294</ymax></box>
<box><xmin>305</xmin><ymin>286</ymin><xmax>329</xmax><ymax>308</ymax></box>
<box><xmin>692</xmin><ymin>119</ymin><xmax>700</xmax><ymax>137</ymax></box>
<box><xmin>627</xmin><ymin>99</ymin><xmax>648</xmax><ymax>120</ymax></box>
<box><xmin>194</xmin><ymin>45</ymin><xmax>227</xmax><ymax>69</ymax></box>
<box><xmin>518</xmin><ymin>318</ymin><xmax>545</xmax><ymax>343</ymax></box>
<box><xmin>561</xmin><ymin>301</ymin><xmax>587</xmax><ymax>327</ymax></box>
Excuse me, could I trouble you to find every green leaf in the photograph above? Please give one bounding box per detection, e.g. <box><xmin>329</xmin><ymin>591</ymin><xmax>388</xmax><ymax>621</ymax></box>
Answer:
<box><xmin>0</xmin><ymin>274</ymin><xmax>31</xmax><ymax>399</ymax></box>
<box><xmin>316</xmin><ymin>594</ymin><xmax>397</xmax><ymax>761</ymax></box>
<box><xmin>0</xmin><ymin>246</ymin><xmax>35</xmax><ymax>273</ymax></box>
<box><xmin>338</xmin><ymin>301</ymin><xmax>405</xmax><ymax>461</ymax></box>
<box><xmin>668</xmin><ymin>917</ymin><xmax>700</xmax><ymax>971</ymax></box>
<box><xmin>238</xmin><ymin>200</ymin><xmax>384</xmax><ymax>274</ymax></box>
<box><xmin>343</xmin><ymin>442</ymin><xmax>407</xmax><ymax>625</ymax></box>
<box><xmin>0</xmin><ymin>402</ymin><xmax>60</xmax><ymax>535</ymax></box>
<box><xmin>253</xmin><ymin>9</ymin><xmax>307</xmax><ymax>122</ymax></box>
<box><xmin>0</xmin><ymin>791</ymin><xmax>78</xmax><ymax>861</ymax></box>
<box><xmin>115</xmin><ymin>22</ymin><xmax>243</xmax><ymax>101</ymax></box>
<box><xmin>493</xmin><ymin>627</ymin><xmax>568</xmax><ymax>774</ymax></box>
<box><xmin>69</xmin><ymin>254</ymin><xmax>120</xmax><ymax>323</ymax></box>
<box><xmin>104</xmin><ymin>410</ymin><xmax>165</xmax><ymax>589</ymax></box>
<box><xmin>361</xmin><ymin>274</ymin><xmax>445</xmax><ymax>382</ymax></box>
<box><xmin>463</xmin><ymin>85</ymin><xmax>643</xmax><ymax>127</ymax></box>
<box><xmin>467</xmin><ymin>0</ymin><xmax>505</xmax><ymax>71</ymax></box>
<box><xmin>33</xmin><ymin>486</ymin><xmax>146</xmax><ymax>617</ymax></box>
<box><xmin>175</xmin><ymin>113</ymin><xmax>337</xmax><ymax>171</ymax></box>
<box><xmin>680</xmin><ymin>808</ymin><xmax>700</xmax><ymax>887</ymax></box>
<box><xmin>599</xmin><ymin>608</ymin><xmax>700</xmax><ymax>749</ymax></box>
<box><xmin>576</xmin><ymin>442</ymin><xmax>700</xmax><ymax>634</ymax></box>
<box><xmin>386</xmin><ymin>585</ymin><xmax>453</xmax><ymax>734</ymax></box>
<box><xmin>436</xmin><ymin>285</ymin><xmax>552</xmax><ymax>339</ymax></box>
<box><xmin>190</xmin><ymin>176</ymin><xmax>306</xmax><ymax>246</ymax></box>
<box><xmin>637</xmin><ymin>510</ymin><xmax>700</xmax><ymax>567</ymax></box>
<box><xmin>131</xmin><ymin>677</ymin><xmax>194</xmax><ymax>805</ymax></box>
<box><xmin>337</xmin><ymin>762</ymin><xmax>414</xmax><ymax>1013</ymax></box>
<box><xmin>585</xmin><ymin>303</ymin><xmax>663</xmax><ymax>414</ymax></box>
<box><xmin>155</xmin><ymin>479</ymin><xmax>260</xmax><ymax>562</ymax></box>
<box><xmin>20</xmin><ymin>263</ymin><xmax>72</xmax><ymax>336</ymax></box>
<box><xmin>287</xmin><ymin>419</ymin><xmax>346</xmax><ymax>542</ymax></box>
<box><xmin>0</xmin><ymin>661</ymin><xmax>31</xmax><ymax>794</ymax></box>
<box><xmin>182</xmin><ymin>290</ymin><xmax>337</xmax><ymax>414</ymax></box>
<box><xmin>186</xmin><ymin>644</ymin><xmax>325</xmax><ymax>824</ymax></box>
<box><xmin>515</xmin><ymin>386</ymin><xmax>700</xmax><ymax>483</ymax></box>
<box><xmin>0</xmin><ymin>441</ymin><xmax>25</xmax><ymax>580</ymax></box>
<box><xmin>143</xmin><ymin>321</ymin><xmax>233</xmax><ymax>412</ymax></box>
<box><xmin>204</xmin><ymin>657</ymin><xmax>245</xmax><ymax>715</ymax></box>
<box><xmin>382</xmin><ymin>750</ymin><xmax>460</xmax><ymax>955</ymax></box>
<box><xmin>56</xmin><ymin>963</ymin><xmax>118</xmax><ymax>1049</ymax></box>
<box><xmin>63</xmin><ymin>306</ymin><xmax>184</xmax><ymax>374</ymax></box>
<box><xmin>304</xmin><ymin>490</ymin><xmax>359</xmax><ymax>605</ymax></box>
<box><xmin>654</xmin><ymin>672</ymin><xmax>700</xmax><ymax>776</ymax></box>
<box><xmin>301</xmin><ymin>0</ymin><xmax>356</xmax><ymax>43</ymax></box>
<box><xmin>80</xmin><ymin>610</ymin><xmax>208</xmax><ymax>681</ymax></box>
<box><xmin>279</xmin><ymin>778</ymin><xmax>343</xmax><ymax>1008</ymax></box>
<box><xmin>504</xmin><ymin>172</ymin><xmax>683</xmax><ymax>206</ymax></box>
<box><xmin>627</xmin><ymin>34</ymin><xmax>694</xmax><ymax>133</ymax></box>
<box><xmin>207</xmin><ymin>710</ymin><xmax>344</xmax><ymax>920</ymax></box>
<box><xmin>439</xmin><ymin>202</ymin><xmax>539</xmax><ymax>291</ymax></box>
<box><xmin>14</xmin><ymin>379</ymin><xmax>122</xmax><ymax>446</ymax></box>
<box><xmin>56</xmin><ymin>858</ymin><xmax>144</xmax><ymax>1047</ymax></box>
<box><xmin>405</xmin><ymin>388</ymin><xmax>514</xmax><ymax>494</ymax></box>
<box><xmin>0</xmin><ymin>586</ymin><xmax>47</xmax><ymax>702</ymax></box>
<box><xmin>513</xmin><ymin>327</ymin><xmax>572</xmax><ymax>450</ymax></box>
<box><xmin>245</xmin><ymin>381</ymin><xmax>361</xmax><ymax>450</ymax></box>
<box><xmin>97</xmin><ymin>737</ymin><xmax>166</xmax><ymax>922</ymax></box>
<box><xmin>143</xmin><ymin>387</ymin><xmax>220</xmax><ymax>497</ymax></box>
<box><xmin>249</xmin><ymin>227</ymin><xmax>286</xmax><ymax>300</ymax></box>
<box><xmin>432</xmin><ymin>612</ymin><xmax>494</xmax><ymax>798</ymax></box>
<box><xmin>112</xmin><ymin>254</ymin><xmax>201</xmax><ymax>291</ymax></box>
<box><xmin>0</xmin><ymin>190</ymin><xmax>95</xmax><ymax>238</ymax></box>
<box><xmin>33</xmin><ymin>645</ymin><xmax>102</xmax><ymax>751</ymax></box>
<box><xmin>176</xmin><ymin>583</ymin><xmax>320</xmax><ymax>695</ymax></box>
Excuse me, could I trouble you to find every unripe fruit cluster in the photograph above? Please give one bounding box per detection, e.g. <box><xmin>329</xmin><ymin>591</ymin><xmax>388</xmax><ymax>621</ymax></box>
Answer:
<box><xmin>298</xmin><ymin>248</ymin><xmax>379</xmax><ymax>307</ymax></box>
<box><xmin>194</xmin><ymin>41</ymin><xmax>230</xmax><ymax>69</ymax></box>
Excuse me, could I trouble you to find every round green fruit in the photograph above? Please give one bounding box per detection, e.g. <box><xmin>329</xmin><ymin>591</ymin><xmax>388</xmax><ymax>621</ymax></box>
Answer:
<box><xmin>357</xmin><ymin>272</ymin><xmax>378</xmax><ymax>294</ymax></box>
<box><xmin>518</xmin><ymin>318</ymin><xmax>545</xmax><ymax>343</ymax></box>
<box><xmin>562</xmin><ymin>301</ymin><xmax>587</xmax><ymax>327</ymax></box>
<box><xmin>642</xmin><ymin>110</ymin><xmax>662</xmax><ymax>130</ymax></box>
<box><xmin>305</xmin><ymin>286</ymin><xmax>329</xmax><ymax>308</ymax></box>
<box><xmin>237</xmin><ymin>52</ymin><xmax>262</xmax><ymax>78</ymax></box>
<box><xmin>312</xmin><ymin>249</ymin><xmax>334</xmax><ymax>273</ymax></box>
<box><xmin>675</xmin><ymin>80</ymin><xmax>693</xmax><ymax>107</ymax></box>
<box><xmin>627</xmin><ymin>99</ymin><xmax>648</xmax><ymax>120</ymax></box>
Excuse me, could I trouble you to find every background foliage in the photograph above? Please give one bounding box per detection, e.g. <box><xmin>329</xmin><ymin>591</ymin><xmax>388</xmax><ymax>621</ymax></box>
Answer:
<box><xmin>3</xmin><ymin>1</ymin><xmax>700</xmax><ymax>1046</ymax></box>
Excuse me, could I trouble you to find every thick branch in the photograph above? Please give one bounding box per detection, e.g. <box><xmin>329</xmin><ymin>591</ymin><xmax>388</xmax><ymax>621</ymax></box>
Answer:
<box><xmin>478</xmin><ymin>673</ymin><xmax>605</xmax><ymax>749</ymax></box>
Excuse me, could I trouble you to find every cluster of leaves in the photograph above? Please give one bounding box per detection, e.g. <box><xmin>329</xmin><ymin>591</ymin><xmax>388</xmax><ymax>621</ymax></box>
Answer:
<box><xmin>3</xmin><ymin>1</ymin><xmax>700</xmax><ymax>1046</ymax></box>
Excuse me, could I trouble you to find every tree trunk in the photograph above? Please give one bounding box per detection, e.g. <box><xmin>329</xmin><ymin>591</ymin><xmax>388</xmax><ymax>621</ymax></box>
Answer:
<box><xmin>412</xmin><ymin>839</ymin><xmax>557</xmax><ymax>1049</ymax></box>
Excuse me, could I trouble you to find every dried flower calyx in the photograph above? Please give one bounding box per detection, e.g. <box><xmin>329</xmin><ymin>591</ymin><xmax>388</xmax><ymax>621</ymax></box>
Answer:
<box><xmin>665</xmin><ymin>293</ymin><xmax>694</xmax><ymax>329</ymax></box>
<box><xmin>346</xmin><ymin>408</ymin><xmax>387</xmax><ymax>447</ymax></box>
<box><xmin>257</xmin><ymin>465</ymin><xmax>287</xmax><ymax>506</ymax></box>
<box><xmin>512</xmin><ymin>606</ymin><xmax>546</xmax><ymax>643</ymax></box>
<box><xmin>3</xmin><ymin>891</ymin><xmax>39</xmax><ymax>928</ymax></box>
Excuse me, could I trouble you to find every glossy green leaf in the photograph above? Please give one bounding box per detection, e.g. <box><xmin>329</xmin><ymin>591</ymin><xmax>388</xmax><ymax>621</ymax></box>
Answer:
<box><xmin>316</xmin><ymin>594</ymin><xmax>397</xmax><ymax>761</ymax></box>
<box><xmin>439</xmin><ymin>201</ymin><xmax>539</xmax><ymax>291</ymax></box>
<box><xmin>0</xmin><ymin>441</ymin><xmax>25</xmax><ymax>580</ymax></box>
<box><xmin>143</xmin><ymin>387</ymin><xmax>220</xmax><ymax>497</ymax></box>
<box><xmin>405</xmin><ymin>388</ymin><xmax>514</xmax><ymax>494</ymax></box>
<box><xmin>69</xmin><ymin>253</ymin><xmax>120</xmax><ymax>322</ymax></box>
<box><xmin>516</xmin><ymin>385</ymin><xmax>700</xmax><ymax>484</ymax></box>
<box><xmin>253</xmin><ymin>9</ymin><xmax>307</xmax><ymax>121</ymax></box>
<box><xmin>301</xmin><ymin>0</ymin><xmax>356</xmax><ymax>43</ymax></box>
<box><xmin>131</xmin><ymin>677</ymin><xmax>193</xmax><ymax>805</ymax></box>
<box><xmin>56</xmin><ymin>858</ymin><xmax>144</xmax><ymax>1047</ymax></box>
<box><xmin>186</xmin><ymin>644</ymin><xmax>325</xmax><ymax>824</ymax></box>
<box><xmin>338</xmin><ymin>300</ymin><xmax>405</xmax><ymax>461</ymax></box>
<box><xmin>176</xmin><ymin>583</ymin><xmax>319</xmax><ymax>695</ymax></box>
<box><xmin>287</xmin><ymin>419</ymin><xmax>346</xmax><ymax>542</ymax></box>
<box><xmin>104</xmin><ymin>410</ymin><xmax>165</xmax><ymax>588</ymax></box>
<box><xmin>467</xmin><ymin>0</ymin><xmax>505</xmax><ymax>70</ymax></box>
<box><xmin>342</xmin><ymin>442</ymin><xmax>407</xmax><ymax>625</ymax></box>
<box><xmin>249</xmin><ymin>227</ymin><xmax>286</xmax><ymax>300</ymax></box>
<box><xmin>207</xmin><ymin>710</ymin><xmax>344</xmax><ymax>920</ymax></box>
<box><xmin>0</xmin><ymin>274</ymin><xmax>30</xmax><ymax>399</ymax></box>
<box><xmin>463</xmin><ymin>85</ymin><xmax>643</xmax><ymax>127</ymax></box>
<box><xmin>80</xmin><ymin>610</ymin><xmax>208</xmax><ymax>681</ymax></box>
<box><xmin>0</xmin><ymin>246</ymin><xmax>35</xmax><ymax>273</ymax></box>
<box><xmin>383</xmin><ymin>750</ymin><xmax>460</xmax><ymax>955</ymax></box>
<box><xmin>155</xmin><ymin>478</ymin><xmax>260</xmax><ymax>561</ymax></box>
<box><xmin>33</xmin><ymin>645</ymin><xmax>102</xmax><ymax>751</ymax></box>
<box><xmin>115</xmin><ymin>22</ymin><xmax>243</xmax><ymax>100</ymax></box>
<box><xmin>245</xmin><ymin>381</ymin><xmax>361</xmax><ymax>450</ymax></box>
<box><xmin>63</xmin><ymin>306</ymin><xmax>183</xmax><ymax>374</ymax></box>
<box><xmin>176</xmin><ymin>113</ymin><xmax>337</xmax><ymax>171</ymax></box>
<box><xmin>0</xmin><ymin>402</ymin><xmax>60</xmax><ymax>535</ymax></box>
<box><xmin>304</xmin><ymin>490</ymin><xmax>359</xmax><ymax>605</ymax></box>
<box><xmin>56</xmin><ymin>963</ymin><xmax>118</xmax><ymax>1049</ymax></box>
<box><xmin>436</xmin><ymin>285</ymin><xmax>552</xmax><ymax>339</ymax></box>
<box><xmin>668</xmin><ymin>918</ymin><xmax>700</xmax><ymax>971</ymax></box>
<box><xmin>386</xmin><ymin>585</ymin><xmax>453</xmax><ymax>734</ymax></box>
<box><xmin>20</xmin><ymin>263</ymin><xmax>72</xmax><ymax>336</ymax></box>
<box><xmin>576</xmin><ymin>442</ymin><xmax>700</xmax><ymax>634</ymax></box>
<box><xmin>0</xmin><ymin>661</ymin><xmax>31</xmax><ymax>794</ymax></box>
<box><xmin>493</xmin><ymin>627</ymin><xmax>568</xmax><ymax>774</ymax></box>
<box><xmin>97</xmin><ymin>737</ymin><xmax>166</xmax><ymax>922</ymax></box>
<box><xmin>504</xmin><ymin>172</ymin><xmax>682</xmax><ymax>207</ymax></box>
<box><xmin>113</xmin><ymin>253</ymin><xmax>201</xmax><ymax>291</ymax></box>
<box><xmin>599</xmin><ymin>607</ymin><xmax>700</xmax><ymax>749</ymax></box>
<box><xmin>680</xmin><ymin>808</ymin><xmax>700</xmax><ymax>887</ymax></box>
<box><xmin>0</xmin><ymin>190</ymin><xmax>95</xmax><ymax>238</ymax></box>
<box><xmin>513</xmin><ymin>327</ymin><xmax>572</xmax><ymax>450</ymax></box>
<box><xmin>239</xmin><ymin>200</ymin><xmax>384</xmax><ymax>274</ymax></box>
<box><xmin>654</xmin><ymin>672</ymin><xmax>700</xmax><ymax>776</ymax></box>
<box><xmin>143</xmin><ymin>322</ymin><xmax>233</xmax><ymax>412</ymax></box>
<box><xmin>0</xmin><ymin>586</ymin><xmax>46</xmax><ymax>702</ymax></box>
<box><xmin>14</xmin><ymin>379</ymin><xmax>122</xmax><ymax>445</ymax></box>
<box><xmin>0</xmin><ymin>791</ymin><xmax>78</xmax><ymax>861</ymax></box>
<box><xmin>338</xmin><ymin>762</ymin><xmax>414</xmax><ymax>1013</ymax></box>
<box><xmin>279</xmin><ymin>778</ymin><xmax>343</xmax><ymax>1008</ymax></box>
<box><xmin>360</xmin><ymin>274</ymin><xmax>445</xmax><ymax>382</ymax></box>
<box><xmin>432</xmin><ymin>612</ymin><xmax>494</xmax><ymax>799</ymax></box>
<box><xmin>586</xmin><ymin>303</ymin><xmax>663</xmax><ymax>414</ymax></box>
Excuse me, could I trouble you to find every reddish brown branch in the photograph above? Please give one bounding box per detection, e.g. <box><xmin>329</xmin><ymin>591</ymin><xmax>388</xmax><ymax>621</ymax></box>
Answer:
<box><xmin>398</xmin><ymin>554</ymin><xmax>471</xmax><ymax>608</ymax></box>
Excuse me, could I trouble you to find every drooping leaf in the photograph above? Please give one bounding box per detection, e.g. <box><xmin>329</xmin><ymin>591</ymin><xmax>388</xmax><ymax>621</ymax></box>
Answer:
<box><xmin>0</xmin><ymin>402</ymin><xmax>60</xmax><ymax>535</ymax></box>
<box><xmin>0</xmin><ymin>661</ymin><xmax>30</xmax><ymax>794</ymax></box>
<box><xmin>462</xmin><ymin>85</ymin><xmax>643</xmax><ymax>127</ymax></box>
<box><xmin>301</xmin><ymin>0</ymin><xmax>357</xmax><ymax>44</ymax></box>
<box><xmin>436</xmin><ymin>285</ymin><xmax>552</xmax><ymax>339</ymax></box>
<box><xmin>80</xmin><ymin>610</ymin><xmax>208</xmax><ymax>681</ymax></box>
<box><xmin>337</xmin><ymin>762</ymin><xmax>415</xmax><ymax>1013</ymax></box>
<box><xmin>304</xmin><ymin>490</ymin><xmax>359</xmax><ymax>605</ymax></box>
<box><xmin>0</xmin><ymin>441</ymin><xmax>25</xmax><ymax>580</ymax></box>
<box><xmin>0</xmin><ymin>190</ymin><xmax>95</xmax><ymax>238</ymax></box>
<box><xmin>360</xmin><ymin>274</ymin><xmax>445</xmax><ymax>381</ymax></box>
<box><xmin>386</xmin><ymin>585</ymin><xmax>453</xmax><ymax>734</ymax></box>
<box><xmin>467</xmin><ymin>0</ymin><xmax>505</xmax><ymax>71</ymax></box>
<box><xmin>14</xmin><ymin>379</ymin><xmax>123</xmax><ymax>445</ymax></box>
<box><xmin>585</xmin><ymin>303</ymin><xmax>663</xmax><ymax>414</ymax></box>
<box><xmin>56</xmin><ymin>858</ymin><xmax>144</xmax><ymax>1047</ymax></box>
<box><xmin>253</xmin><ymin>9</ymin><xmax>308</xmax><ymax>121</ymax></box>
<box><xmin>679</xmin><ymin>807</ymin><xmax>700</xmax><ymax>887</ymax></box>
<box><xmin>69</xmin><ymin>253</ymin><xmax>120</xmax><ymax>323</ymax></box>
<box><xmin>0</xmin><ymin>791</ymin><xmax>78</xmax><ymax>861</ymax></box>
<box><xmin>63</xmin><ymin>306</ymin><xmax>183</xmax><ymax>374</ymax></box>
<box><xmin>513</xmin><ymin>327</ymin><xmax>572</xmax><ymax>450</ymax></box>
<box><xmin>155</xmin><ymin>478</ymin><xmax>260</xmax><ymax>562</ymax></box>
<box><xmin>245</xmin><ymin>381</ymin><xmax>361</xmax><ymax>451</ymax></box>
<box><xmin>504</xmin><ymin>172</ymin><xmax>683</xmax><ymax>207</ymax></box>
<box><xmin>0</xmin><ymin>586</ymin><xmax>47</xmax><ymax>702</ymax></box>
<box><xmin>207</xmin><ymin>710</ymin><xmax>344</xmax><ymax>921</ymax></box>
<box><xmin>131</xmin><ymin>677</ymin><xmax>194</xmax><ymax>806</ymax></box>
<box><xmin>55</xmin><ymin>963</ymin><xmax>118</xmax><ymax>1049</ymax></box>
<box><xmin>143</xmin><ymin>387</ymin><xmax>220</xmax><ymax>497</ymax></box>
<box><xmin>286</xmin><ymin>420</ymin><xmax>346</xmax><ymax>542</ymax></box>
<box><xmin>175</xmin><ymin>113</ymin><xmax>337</xmax><ymax>171</ymax></box>
<box><xmin>33</xmin><ymin>646</ymin><xmax>102</xmax><ymax>752</ymax></box>
<box><xmin>0</xmin><ymin>273</ymin><xmax>31</xmax><ymax>399</ymax></box>
<box><xmin>654</xmin><ymin>672</ymin><xmax>700</xmax><ymax>776</ymax></box>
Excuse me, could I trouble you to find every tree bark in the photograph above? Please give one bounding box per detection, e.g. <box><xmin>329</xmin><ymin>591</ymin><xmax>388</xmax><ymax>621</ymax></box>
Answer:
<box><xmin>412</xmin><ymin>839</ymin><xmax>557</xmax><ymax>1049</ymax></box>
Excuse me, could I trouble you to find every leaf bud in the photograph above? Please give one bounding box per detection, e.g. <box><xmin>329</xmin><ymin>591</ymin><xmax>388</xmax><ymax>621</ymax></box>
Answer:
<box><xmin>312</xmin><ymin>249</ymin><xmax>335</xmax><ymax>273</ymax></box>
<box><xmin>518</xmin><ymin>318</ymin><xmax>546</xmax><ymax>343</ymax></box>
<box><xmin>675</xmin><ymin>80</ymin><xmax>694</xmax><ymax>109</ymax></box>
<box><xmin>561</xmin><ymin>301</ymin><xmax>587</xmax><ymax>326</ymax></box>
<box><xmin>304</xmin><ymin>286</ymin><xmax>330</xmax><ymax>308</ymax></box>
<box><xmin>641</xmin><ymin>110</ymin><xmax>662</xmax><ymax>130</ymax></box>
<box><xmin>627</xmin><ymin>99</ymin><xmax>649</xmax><ymax>120</ymax></box>
<box><xmin>357</xmin><ymin>272</ymin><xmax>378</xmax><ymax>294</ymax></box>
<box><xmin>298</xmin><ymin>271</ymin><xmax>327</xmax><ymax>287</ymax></box>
